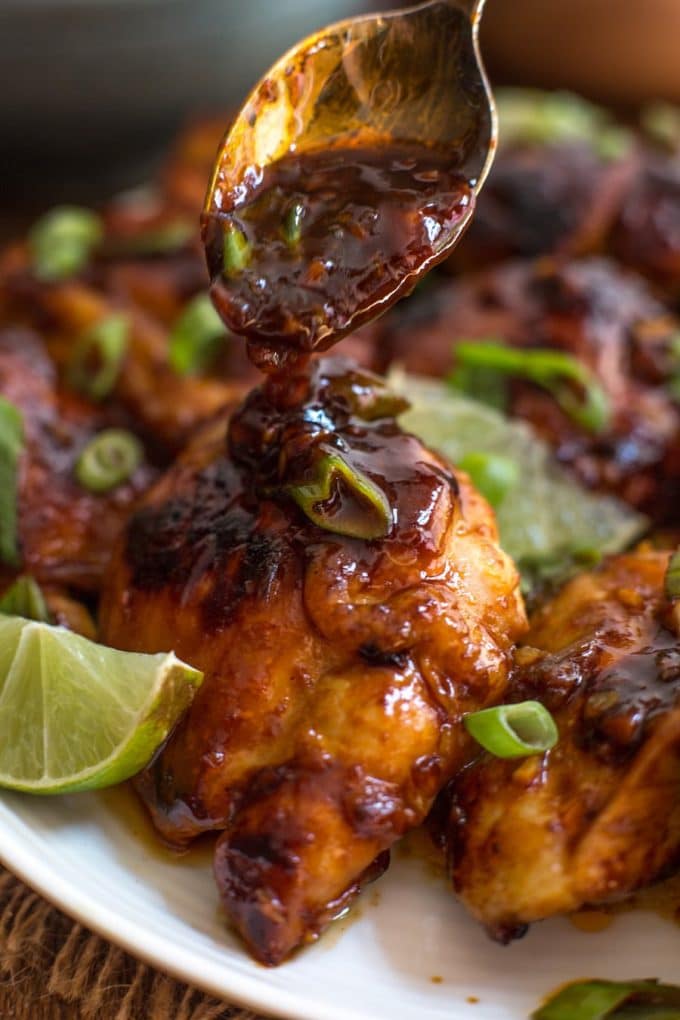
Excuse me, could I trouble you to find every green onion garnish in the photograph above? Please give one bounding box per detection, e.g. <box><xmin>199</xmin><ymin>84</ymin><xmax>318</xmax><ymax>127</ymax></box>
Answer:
<box><xmin>0</xmin><ymin>576</ymin><xmax>50</xmax><ymax>623</ymax></box>
<box><xmin>98</xmin><ymin>220</ymin><xmax>194</xmax><ymax>258</ymax></box>
<box><xmin>450</xmin><ymin>357</ymin><xmax>508</xmax><ymax>412</ymax></box>
<box><xmin>533</xmin><ymin>979</ymin><xmax>680</xmax><ymax>1019</ymax></box>
<box><xmin>458</xmin><ymin>451</ymin><xmax>519</xmax><ymax>508</ymax></box>
<box><xmin>282</xmin><ymin>201</ymin><xmax>305</xmax><ymax>248</ymax></box>
<box><xmin>75</xmin><ymin>429</ymin><xmax>143</xmax><ymax>494</ymax></box>
<box><xmin>464</xmin><ymin>700</ymin><xmax>558</xmax><ymax>758</ymax></box>
<box><xmin>67</xmin><ymin>314</ymin><xmax>129</xmax><ymax>401</ymax></box>
<box><xmin>450</xmin><ymin>341</ymin><xmax>611</xmax><ymax>435</ymax></box>
<box><xmin>641</xmin><ymin>102</ymin><xmax>680</xmax><ymax>151</ymax></box>
<box><xmin>519</xmin><ymin>545</ymin><xmax>602</xmax><ymax>597</ymax></box>
<box><xmin>664</xmin><ymin>333</ymin><xmax>680</xmax><ymax>403</ymax></box>
<box><xmin>333</xmin><ymin>370</ymin><xmax>410</xmax><ymax>421</ymax></box>
<box><xmin>168</xmin><ymin>294</ymin><xmax>227</xmax><ymax>376</ymax></box>
<box><xmin>288</xmin><ymin>451</ymin><xmax>392</xmax><ymax>540</ymax></box>
<box><xmin>665</xmin><ymin>547</ymin><xmax>680</xmax><ymax>600</ymax></box>
<box><xmin>497</xmin><ymin>89</ymin><xmax>632</xmax><ymax>162</ymax></box>
<box><xmin>594</xmin><ymin>127</ymin><xmax>633</xmax><ymax>162</ymax></box>
<box><xmin>28</xmin><ymin>206</ymin><xmax>103</xmax><ymax>281</ymax></box>
<box><xmin>222</xmin><ymin>222</ymin><xmax>252</xmax><ymax>277</ymax></box>
<box><xmin>0</xmin><ymin>398</ymin><xmax>24</xmax><ymax>567</ymax></box>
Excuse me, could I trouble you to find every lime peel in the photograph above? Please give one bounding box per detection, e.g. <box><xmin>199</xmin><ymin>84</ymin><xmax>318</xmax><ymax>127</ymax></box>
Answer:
<box><xmin>0</xmin><ymin>616</ymin><xmax>203</xmax><ymax>795</ymax></box>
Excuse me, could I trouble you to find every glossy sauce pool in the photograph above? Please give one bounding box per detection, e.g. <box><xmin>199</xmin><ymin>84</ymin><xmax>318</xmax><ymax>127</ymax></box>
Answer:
<box><xmin>204</xmin><ymin>143</ymin><xmax>473</xmax><ymax>371</ymax></box>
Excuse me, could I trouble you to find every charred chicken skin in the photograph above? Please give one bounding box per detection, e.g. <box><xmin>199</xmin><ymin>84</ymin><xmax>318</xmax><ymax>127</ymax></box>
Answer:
<box><xmin>378</xmin><ymin>257</ymin><xmax>680</xmax><ymax>518</ymax></box>
<box><xmin>100</xmin><ymin>357</ymin><xmax>526</xmax><ymax>964</ymax></box>
<box><xmin>445</xmin><ymin>548</ymin><xmax>680</xmax><ymax>943</ymax></box>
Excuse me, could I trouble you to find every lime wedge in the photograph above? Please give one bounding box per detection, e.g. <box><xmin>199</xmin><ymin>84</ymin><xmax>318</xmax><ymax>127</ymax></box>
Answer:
<box><xmin>0</xmin><ymin>616</ymin><xmax>203</xmax><ymax>794</ymax></box>
<box><xmin>392</xmin><ymin>372</ymin><xmax>648</xmax><ymax>591</ymax></box>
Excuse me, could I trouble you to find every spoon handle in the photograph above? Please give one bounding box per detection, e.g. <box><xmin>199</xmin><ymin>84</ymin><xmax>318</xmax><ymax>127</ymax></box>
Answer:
<box><xmin>446</xmin><ymin>0</ymin><xmax>486</xmax><ymax>21</ymax></box>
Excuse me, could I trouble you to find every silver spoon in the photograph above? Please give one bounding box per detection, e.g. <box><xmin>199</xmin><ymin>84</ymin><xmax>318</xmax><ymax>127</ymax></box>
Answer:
<box><xmin>204</xmin><ymin>0</ymin><xmax>495</xmax><ymax>350</ymax></box>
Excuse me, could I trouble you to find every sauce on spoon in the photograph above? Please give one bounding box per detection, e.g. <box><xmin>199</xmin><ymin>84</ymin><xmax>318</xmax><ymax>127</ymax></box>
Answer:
<box><xmin>204</xmin><ymin>140</ymin><xmax>473</xmax><ymax>372</ymax></box>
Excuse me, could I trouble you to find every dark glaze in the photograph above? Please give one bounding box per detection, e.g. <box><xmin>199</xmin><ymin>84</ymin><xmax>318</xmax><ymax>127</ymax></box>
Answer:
<box><xmin>444</xmin><ymin>551</ymin><xmax>680</xmax><ymax>945</ymax></box>
<box><xmin>581</xmin><ymin>628</ymin><xmax>680</xmax><ymax>756</ymax></box>
<box><xmin>518</xmin><ymin>623</ymin><xmax>680</xmax><ymax>764</ymax></box>
<box><xmin>126</xmin><ymin>356</ymin><xmax>455</xmax><ymax>635</ymax></box>
<box><xmin>203</xmin><ymin>143</ymin><xmax>473</xmax><ymax>371</ymax></box>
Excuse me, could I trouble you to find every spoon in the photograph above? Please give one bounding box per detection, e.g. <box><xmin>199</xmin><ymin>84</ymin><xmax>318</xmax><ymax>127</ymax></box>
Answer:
<box><xmin>203</xmin><ymin>0</ymin><xmax>496</xmax><ymax>363</ymax></box>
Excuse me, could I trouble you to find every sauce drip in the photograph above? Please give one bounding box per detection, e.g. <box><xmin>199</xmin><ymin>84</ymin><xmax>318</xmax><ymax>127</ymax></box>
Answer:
<box><xmin>204</xmin><ymin>143</ymin><xmax>473</xmax><ymax>371</ymax></box>
<box><xmin>125</xmin><ymin>357</ymin><xmax>456</xmax><ymax>637</ymax></box>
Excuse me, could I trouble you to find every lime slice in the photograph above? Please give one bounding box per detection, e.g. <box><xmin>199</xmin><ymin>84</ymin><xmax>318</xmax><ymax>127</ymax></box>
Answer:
<box><xmin>392</xmin><ymin>372</ymin><xmax>648</xmax><ymax>591</ymax></box>
<box><xmin>0</xmin><ymin>616</ymin><xmax>203</xmax><ymax>794</ymax></box>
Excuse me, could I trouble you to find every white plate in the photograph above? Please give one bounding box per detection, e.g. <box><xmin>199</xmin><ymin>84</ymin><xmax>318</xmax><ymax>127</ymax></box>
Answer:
<box><xmin>0</xmin><ymin>786</ymin><xmax>677</xmax><ymax>1020</ymax></box>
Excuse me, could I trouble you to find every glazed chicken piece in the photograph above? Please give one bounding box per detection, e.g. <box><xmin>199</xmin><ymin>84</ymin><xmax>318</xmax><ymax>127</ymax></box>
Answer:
<box><xmin>378</xmin><ymin>257</ymin><xmax>680</xmax><ymax>519</ymax></box>
<box><xmin>0</xmin><ymin>272</ymin><xmax>251</xmax><ymax>454</ymax></box>
<box><xmin>611</xmin><ymin>151</ymin><xmax>680</xmax><ymax>301</ymax></box>
<box><xmin>0</xmin><ymin>327</ymin><xmax>154</xmax><ymax>591</ymax></box>
<box><xmin>445</xmin><ymin>548</ymin><xmax>680</xmax><ymax>942</ymax></box>
<box><xmin>448</xmin><ymin>132</ymin><xmax>636</xmax><ymax>273</ymax></box>
<box><xmin>100</xmin><ymin>357</ymin><xmax>526</xmax><ymax>964</ymax></box>
<box><xmin>91</xmin><ymin>199</ymin><xmax>209</xmax><ymax>327</ymax></box>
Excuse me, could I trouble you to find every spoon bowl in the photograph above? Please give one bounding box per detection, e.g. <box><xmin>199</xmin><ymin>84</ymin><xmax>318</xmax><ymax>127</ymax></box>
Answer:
<box><xmin>203</xmin><ymin>0</ymin><xmax>495</xmax><ymax>365</ymax></box>
<box><xmin>205</xmin><ymin>0</ymin><xmax>495</xmax><ymax>247</ymax></box>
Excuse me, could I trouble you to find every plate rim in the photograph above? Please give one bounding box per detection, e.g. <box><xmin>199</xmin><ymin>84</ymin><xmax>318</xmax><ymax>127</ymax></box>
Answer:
<box><xmin>0</xmin><ymin>797</ymin><xmax>370</xmax><ymax>1020</ymax></box>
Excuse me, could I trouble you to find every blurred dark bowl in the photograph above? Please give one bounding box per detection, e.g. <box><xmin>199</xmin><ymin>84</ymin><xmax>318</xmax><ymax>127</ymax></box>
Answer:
<box><xmin>0</xmin><ymin>0</ymin><xmax>370</xmax><ymax>201</ymax></box>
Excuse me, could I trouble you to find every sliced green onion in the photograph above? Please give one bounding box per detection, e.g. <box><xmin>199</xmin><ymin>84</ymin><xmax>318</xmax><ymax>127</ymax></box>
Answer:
<box><xmin>222</xmin><ymin>222</ymin><xmax>251</xmax><ymax>276</ymax></box>
<box><xmin>519</xmin><ymin>546</ymin><xmax>602</xmax><ymax>597</ymax></box>
<box><xmin>664</xmin><ymin>333</ymin><xmax>680</xmax><ymax>403</ymax></box>
<box><xmin>28</xmin><ymin>206</ymin><xmax>103</xmax><ymax>281</ymax></box>
<box><xmin>334</xmin><ymin>370</ymin><xmax>410</xmax><ymax>421</ymax></box>
<box><xmin>282</xmin><ymin>201</ymin><xmax>305</xmax><ymax>248</ymax></box>
<box><xmin>288</xmin><ymin>451</ymin><xmax>392</xmax><ymax>540</ymax></box>
<box><xmin>641</xmin><ymin>102</ymin><xmax>680</xmax><ymax>151</ymax></box>
<box><xmin>98</xmin><ymin>220</ymin><xmax>194</xmax><ymax>258</ymax></box>
<box><xmin>168</xmin><ymin>294</ymin><xmax>227</xmax><ymax>376</ymax></box>
<box><xmin>353</xmin><ymin>391</ymin><xmax>410</xmax><ymax>421</ymax></box>
<box><xmin>458</xmin><ymin>451</ymin><xmax>519</xmax><ymax>508</ymax></box>
<box><xmin>665</xmin><ymin>374</ymin><xmax>680</xmax><ymax>405</ymax></box>
<box><xmin>497</xmin><ymin>89</ymin><xmax>632</xmax><ymax>162</ymax></box>
<box><xmin>450</xmin><ymin>341</ymin><xmax>611</xmax><ymax>435</ymax></box>
<box><xmin>533</xmin><ymin>979</ymin><xmax>680</xmax><ymax>1020</ymax></box>
<box><xmin>0</xmin><ymin>576</ymin><xmax>50</xmax><ymax>623</ymax></box>
<box><xmin>533</xmin><ymin>981</ymin><xmax>638</xmax><ymax>1020</ymax></box>
<box><xmin>449</xmin><ymin>359</ymin><xmax>508</xmax><ymax>412</ymax></box>
<box><xmin>67</xmin><ymin>314</ymin><xmax>129</xmax><ymax>401</ymax></box>
<box><xmin>464</xmin><ymin>700</ymin><xmax>558</xmax><ymax>758</ymax></box>
<box><xmin>665</xmin><ymin>548</ymin><xmax>680</xmax><ymax>600</ymax></box>
<box><xmin>75</xmin><ymin>429</ymin><xmax>142</xmax><ymax>494</ymax></box>
<box><xmin>0</xmin><ymin>398</ymin><xmax>24</xmax><ymax>567</ymax></box>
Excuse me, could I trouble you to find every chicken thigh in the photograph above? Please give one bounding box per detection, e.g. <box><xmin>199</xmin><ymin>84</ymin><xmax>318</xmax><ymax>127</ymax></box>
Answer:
<box><xmin>445</xmin><ymin>548</ymin><xmax>680</xmax><ymax>942</ymax></box>
<box><xmin>100</xmin><ymin>357</ymin><xmax>526</xmax><ymax>964</ymax></box>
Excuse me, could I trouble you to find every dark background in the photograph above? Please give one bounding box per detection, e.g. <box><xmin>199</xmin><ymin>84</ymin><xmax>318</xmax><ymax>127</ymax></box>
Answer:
<box><xmin>1</xmin><ymin>0</ymin><xmax>678</xmax><ymax>223</ymax></box>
